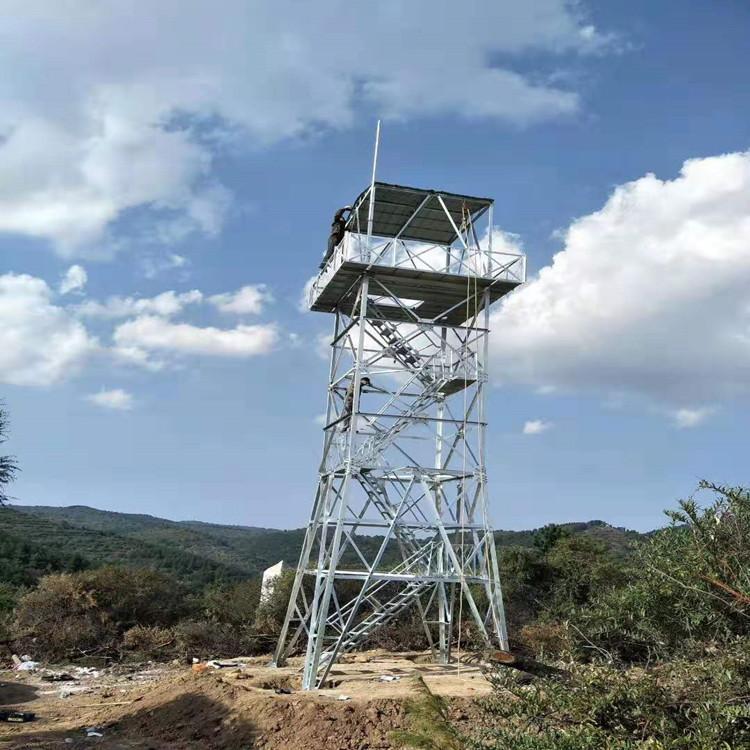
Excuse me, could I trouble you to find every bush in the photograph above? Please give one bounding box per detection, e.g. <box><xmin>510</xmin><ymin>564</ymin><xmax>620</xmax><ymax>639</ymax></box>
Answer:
<box><xmin>473</xmin><ymin>641</ymin><xmax>750</xmax><ymax>749</ymax></box>
<box><xmin>13</xmin><ymin>572</ymin><xmax>115</xmax><ymax>660</ymax></box>
<box><xmin>122</xmin><ymin>625</ymin><xmax>175</xmax><ymax>659</ymax></box>
<box><xmin>368</xmin><ymin>610</ymin><xmax>431</xmax><ymax>652</ymax></box>
<box><xmin>202</xmin><ymin>578</ymin><xmax>261</xmax><ymax>629</ymax></box>
<box><xmin>517</xmin><ymin>622</ymin><xmax>571</xmax><ymax>659</ymax></box>
<box><xmin>254</xmin><ymin>570</ymin><xmax>296</xmax><ymax>635</ymax></box>
<box><xmin>499</xmin><ymin>546</ymin><xmax>552</xmax><ymax>629</ymax></box>
<box><xmin>575</xmin><ymin>481</ymin><xmax>750</xmax><ymax>662</ymax></box>
<box><xmin>12</xmin><ymin>566</ymin><xmax>189</xmax><ymax>661</ymax></box>
<box><xmin>173</xmin><ymin>619</ymin><xmax>250</xmax><ymax>660</ymax></box>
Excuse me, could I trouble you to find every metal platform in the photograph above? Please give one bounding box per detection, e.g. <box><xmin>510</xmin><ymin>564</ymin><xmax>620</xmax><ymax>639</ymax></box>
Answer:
<box><xmin>310</xmin><ymin>257</ymin><xmax>520</xmax><ymax>325</ymax></box>
<box><xmin>349</xmin><ymin>181</ymin><xmax>492</xmax><ymax>245</ymax></box>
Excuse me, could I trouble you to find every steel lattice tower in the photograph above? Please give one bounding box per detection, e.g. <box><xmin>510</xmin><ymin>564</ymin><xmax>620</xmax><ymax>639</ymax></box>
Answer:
<box><xmin>274</xmin><ymin>168</ymin><xmax>526</xmax><ymax>689</ymax></box>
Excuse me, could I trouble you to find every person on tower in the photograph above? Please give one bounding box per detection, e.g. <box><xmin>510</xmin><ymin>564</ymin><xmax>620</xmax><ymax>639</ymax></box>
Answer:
<box><xmin>341</xmin><ymin>375</ymin><xmax>370</xmax><ymax>430</ymax></box>
<box><xmin>321</xmin><ymin>205</ymin><xmax>352</xmax><ymax>268</ymax></box>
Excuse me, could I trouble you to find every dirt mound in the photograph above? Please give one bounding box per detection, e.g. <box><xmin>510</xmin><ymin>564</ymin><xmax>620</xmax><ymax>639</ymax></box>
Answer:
<box><xmin>2</xmin><ymin>653</ymin><xmax>486</xmax><ymax>749</ymax></box>
<box><xmin>114</xmin><ymin>672</ymin><xmax>409</xmax><ymax>749</ymax></box>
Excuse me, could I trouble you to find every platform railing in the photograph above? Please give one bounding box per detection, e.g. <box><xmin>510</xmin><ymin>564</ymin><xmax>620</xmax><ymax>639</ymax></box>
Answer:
<box><xmin>308</xmin><ymin>233</ymin><xmax>526</xmax><ymax>309</ymax></box>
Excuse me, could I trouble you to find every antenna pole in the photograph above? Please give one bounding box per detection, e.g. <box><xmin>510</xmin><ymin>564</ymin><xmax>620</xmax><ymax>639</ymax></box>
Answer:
<box><xmin>365</xmin><ymin>120</ymin><xmax>381</xmax><ymax>259</ymax></box>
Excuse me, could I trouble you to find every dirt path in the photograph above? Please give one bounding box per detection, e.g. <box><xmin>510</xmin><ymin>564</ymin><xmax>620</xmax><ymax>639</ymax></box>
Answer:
<box><xmin>0</xmin><ymin>652</ymin><xmax>488</xmax><ymax>749</ymax></box>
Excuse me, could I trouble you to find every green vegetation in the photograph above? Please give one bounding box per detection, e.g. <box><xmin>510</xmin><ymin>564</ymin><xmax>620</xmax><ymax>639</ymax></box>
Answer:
<box><xmin>0</xmin><ymin>503</ymin><xmax>638</xmax><ymax>592</ymax></box>
<box><xmin>1</xmin><ymin>504</ymin><xmax>306</xmax><ymax>588</ymax></box>
<box><xmin>0</xmin><ymin>404</ymin><xmax>19</xmax><ymax>506</ymax></box>
<box><xmin>8</xmin><ymin>466</ymin><xmax>747</xmax><ymax>747</ymax></box>
<box><xmin>0</xmin><ymin>499</ymin><xmax>643</xmax><ymax>665</ymax></box>
<box><xmin>394</xmin><ymin>481</ymin><xmax>750</xmax><ymax>750</ymax></box>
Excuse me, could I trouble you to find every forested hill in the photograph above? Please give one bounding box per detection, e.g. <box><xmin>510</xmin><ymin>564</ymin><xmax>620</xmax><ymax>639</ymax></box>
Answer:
<box><xmin>0</xmin><ymin>505</ymin><xmax>306</xmax><ymax>589</ymax></box>
<box><xmin>0</xmin><ymin>504</ymin><xmax>643</xmax><ymax>591</ymax></box>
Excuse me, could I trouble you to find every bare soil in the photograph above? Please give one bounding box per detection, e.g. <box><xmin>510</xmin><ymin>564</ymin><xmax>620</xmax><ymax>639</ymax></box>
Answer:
<box><xmin>0</xmin><ymin>651</ymin><xmax>489</xmax><ymax>749</ymax></box>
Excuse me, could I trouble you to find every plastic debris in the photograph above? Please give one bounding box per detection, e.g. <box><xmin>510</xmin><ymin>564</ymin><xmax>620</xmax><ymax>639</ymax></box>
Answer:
<box><xmin>73</xmin><ymin>666</ymin><xmax>101</xmax><ymax>678</ymax></box>
<box><xmin>15</xmin><ymin>661</ymin><xmax>40</xmax><ymax>671</ymax></box>
<box><xmin>0</xmin><ymin>710</ymin><xmax>36</xmax><ymax>723</ymax></box>
<box><xmin>379</xmin><ymin>674</ymin><xmax>401</xmax><ymax>682</ymax></box>
<box><xmin>11</xmin><ymin>654</ymin><xmax>39</xmax><ymax>671</ymax></box>
<box><xmin>85</xmin><ymin>727</ymin><xmax>104</xmax><ymax>737</ymax></box>
<box><xmin>336</xmin><ymin>694</ymin><xmax>351</xmax><ymax>701</ymax></box>
<box><xmin>41</xmin><ymin>672</ymin><xmax>76</xmax><ymax>682</ymax></box>
<box><xmin>207</xmin><ymin>659</ymin><xmax>242</xmax><ymax>669</ymax></box>
<box><xmin>59</xmin><ymin>686</ymin><xmax>92</xmax><ymax>699</ymax></box>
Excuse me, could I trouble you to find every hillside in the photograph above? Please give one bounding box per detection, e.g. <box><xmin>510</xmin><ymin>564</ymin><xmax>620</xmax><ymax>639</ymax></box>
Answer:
<box><xmin>0</xmin><ymin>504</ymin><xmax>644</xmax><ymax>590</ymax></box>
<box><xmin>11</xmin><ymin>504</ymin><xmax>302</xmax><ymax>577</ymax></box>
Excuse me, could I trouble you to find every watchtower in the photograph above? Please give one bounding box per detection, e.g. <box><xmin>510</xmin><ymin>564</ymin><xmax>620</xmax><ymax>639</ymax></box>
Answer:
<box><xmin>274</xmin><ymin>147</ymin><xmax>526</xmax><ymax>690</ymax></box>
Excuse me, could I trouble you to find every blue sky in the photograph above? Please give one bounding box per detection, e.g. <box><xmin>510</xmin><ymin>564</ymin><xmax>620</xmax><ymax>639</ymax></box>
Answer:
<box><xmin>1</xmin><ymin>1</ymin><xmax>749</xmax><ymax>531</ymax></box>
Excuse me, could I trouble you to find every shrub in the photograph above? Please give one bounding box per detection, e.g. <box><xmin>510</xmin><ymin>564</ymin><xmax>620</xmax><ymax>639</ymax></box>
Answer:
<box><xmin>575</xmin><ymin>481</ymin><xmax>750</xmax><ymax>662</ymax></box>
<box><xmin>122</xmin><ymin>625</ymin><xmax>175</xmax><ymax>659</ymax></box>
<box><xmin>13</xmin><ymin>572</ymin><xmax>115</xmax><ymax>660</ymax></box>
<box><xmin>517</xmin><ymin>622</ymin><xmax>571</xmax><ymax>658</ymax></box>
<box><xmin>473</xmin><ymin>641</ymin><xmax>750</xmax><ymax>749</ymax></box>
<box><xmin>368</xmin><ymin>610</ymin><xmax>430</xmax><ymax>652</ymax></box>
<box><xmin>173</xmin><ymin>619</ymin><xmax>248</xmax><ymax>660</ymax></box>
<box><xmin>12</xmin><ymin>566</ymin><xmax>188</xmax><ymax>661</ymax></box>
<box><xmin>254</xmin><ymin>570</ymin><xmax>296</xmax><ymax>635</ymax></box>
<box><xmin>202</xmin><ymin>578</ymin><xmax>261</xmax><ymax>629</ymax></box>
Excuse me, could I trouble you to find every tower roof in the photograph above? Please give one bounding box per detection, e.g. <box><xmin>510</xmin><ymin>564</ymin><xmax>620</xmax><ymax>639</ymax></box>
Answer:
<box><xmin>350</xmin><ymin>182</ymin><xmax>492</xmax><ymax>245</ymax></box>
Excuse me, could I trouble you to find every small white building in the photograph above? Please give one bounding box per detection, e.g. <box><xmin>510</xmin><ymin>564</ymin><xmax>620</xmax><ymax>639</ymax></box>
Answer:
<box><xmin>260</xmin><ymin>560</ymin><xmax>286</xmax><ymax>603</ymax></box>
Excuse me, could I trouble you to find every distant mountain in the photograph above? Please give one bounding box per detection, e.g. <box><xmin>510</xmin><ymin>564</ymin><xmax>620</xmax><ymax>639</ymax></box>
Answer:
<box><xmin>0</xmin><ymin>504</ymin><xmax>645</xmax><ymax>590</ymax></box>
<box><xmin>1</xmin><ymin>505</ymin><xmax>304</xmax><ymax>589</ymax></box>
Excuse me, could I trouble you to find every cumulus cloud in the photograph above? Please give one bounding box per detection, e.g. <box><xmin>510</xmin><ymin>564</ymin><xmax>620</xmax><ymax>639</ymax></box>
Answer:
<box><xmin>77</xmin><ymin>290</ymin><xmax>203</xmax><ymax>319</ymax></box>
<box><xmin>523</xmin><ymin>419</ymin><xmax>553</xmax><ymax>435</ymax></box>
<box><xmin>671</xmin><ymin>407</ymin><xmax>715</xmax><ymax>429</ymax></box>
<box><xmin>491</xmin><ymin>151</ymin><xmax>750</xmax><ymax>408</ymax></box>
<box><xmin>0</xmin><ymin>273</ymin><xmax>97</xmax><ymax>386</ymax></box>
<box><xmin>141</xmin><ymin>253</ymin><xmax>189</xmax><ymax>280</ymax></box>
<box><xmin>59</xmin><ymin>264</ymin><xmax>88</xmax><ymax>294</ymax></box>
<box><xmin>86</xmin><ymin>388</ymin><xmax>134</xmax><ymax>411</ymax></box>
<box><xmin>209</xmin><ymin>284</ymin><xmax>272</xmax><ymax>315</ymax></box>
<box><xmin>113</xmin><ymin>315</ymin><xmax>278</xmax><ymax>360</ymax></box>
<box><xmin>0</xmin><ymin>1</ymin><xmax>609</xmax><ymax>255</ymax></box>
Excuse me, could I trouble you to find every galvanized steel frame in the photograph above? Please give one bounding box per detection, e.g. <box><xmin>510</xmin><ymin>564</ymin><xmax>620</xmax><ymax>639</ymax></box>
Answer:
<box><xmin>274</xmin><ymin>193</ymin><xmax>520</xmax><ymax>691</ymax></box>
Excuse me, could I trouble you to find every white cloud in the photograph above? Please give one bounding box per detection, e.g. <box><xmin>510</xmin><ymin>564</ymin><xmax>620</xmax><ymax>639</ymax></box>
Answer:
<box><xmin>77</xmin><ymin>290</ymin><xmax>203</xmax><ymax>319</ymax></box>
<box><xmin>59</xmin><ymin>264</ymin><xmax>88</xmax><ymax>294</ymax></box>
<box><xmin>86</xmin><ymin>388</ymin><xmax>134</xmax><ymax>411</ymax></box>
<box><xmin>491</xmin><ymin>151</ymin><xmax>750</xmax><ymax>405</ymax></box>
<box><xmin>0</xmin><ymin>273</ymin><xmax>97</xmax><ymax>386</ymax></box>
<box><xmin>209</xmin><ymin>284</ymin><xmax>272</xmax><ymax>315</ymax></box>
<box><xmin>0</xmin><ymin>1</ymin><xmax>609</xmax><ymax>256</ymax></box>
<box><xmin>113</xmin><ymin>315</ymin><xmax>278</xmax><ymax>360</ymax></box>
<box><xmin>523</xmin><ymin>419</ymin><xmax>553</xmax><ymax>435</ymax></box>
<box><xmin>671</xmin><ymin>407</ymin><xmax>715</xmax><ymax>429</ymax></box>
<box><xmin>315</xmin><ymin>332</ymin><xmax>332</xmax><ymax>361</ymax></box>
<box><xmin>141</xmin><ymin>253</ymin><xmax>189</xmax><ymax>280</ymax></box>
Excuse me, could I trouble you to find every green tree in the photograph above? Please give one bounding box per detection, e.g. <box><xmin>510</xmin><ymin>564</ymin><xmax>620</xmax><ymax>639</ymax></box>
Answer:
<box><xmin>202</xmin><ymin>578</ymin><xmax>262</xmax><ymax>629</ymax></box>
<box><xmin>0</xmin><ymin>403</ymin><xmax>19</xmax><ymax>506</ymax></box>
<box><xmin>576</xmin><ymin>481</ymin><xmax>750</xmax><ymax>662</ymax></box>
<box><xmin>533</xmin><ymin>523</ymin><xmax>570</xmax><ymax>555</ymax></box>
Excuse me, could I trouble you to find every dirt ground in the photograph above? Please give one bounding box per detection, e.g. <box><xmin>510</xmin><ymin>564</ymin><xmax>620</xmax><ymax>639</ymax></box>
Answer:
<box><xmin>0</xmin><ymin>651</ymin><xmax>490</xmax><ymax>749</ymax></box>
